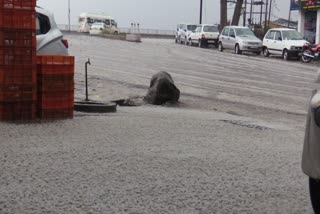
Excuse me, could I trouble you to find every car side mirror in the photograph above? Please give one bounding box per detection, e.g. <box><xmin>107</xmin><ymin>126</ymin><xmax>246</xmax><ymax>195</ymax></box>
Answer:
<box><xmin>231</xmin><ymin>35</ymin><xmax>235</xmax><ymax>38</ymax></box>
<box><xmin>278</xmin><ymin>37</ymin><xmax>282</xmax><ymax>41</ymax></box>
<box><xmin>184</xmin><ymin>29</ymin><xmax>187</xmax><ymax>32</ymax></box>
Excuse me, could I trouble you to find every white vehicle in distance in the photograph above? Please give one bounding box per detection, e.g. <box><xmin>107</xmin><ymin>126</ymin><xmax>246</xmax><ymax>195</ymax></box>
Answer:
<box><xmin>78</xmin><ymin>12</ymin><xmax>119</xmax><ymax>34</ymax></box>
<box><xmin>175</xmin><ymin>23</ymin><xmax>198</xmax><ymax>45</ymax></box>
<box><xmin>89</xmin><ymin>22</ymin><xmax>108</xmax><ymax>35</ymax></box>
<box><xmin>218</xmin><ymin>26</ymin><xmax>262</xmax><ymax>55</ymax></box>
<box><xmin>189</xmin><ymin>24</ymin><xmax>219</xmax><ymax>48</ymax></box>
<box><xmin>36</xmin><ymin>7</ymin><xmax>68</xmax><ymax>55</ymax></box>
<box><xmin>262</xmin><ymin>28</ymin><xmax>307</xmax><ymax>60</ymax></box>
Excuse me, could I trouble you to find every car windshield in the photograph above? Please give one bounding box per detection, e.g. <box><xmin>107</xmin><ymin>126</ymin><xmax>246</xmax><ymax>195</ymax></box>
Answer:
<box><xmin>187</xmin><ymin>25</ymin><xmax>197</xmax><ymax>31</ymax></box>
<box><xmin>282</xmin><ymin>30</ymin><xmax>304</xmax><ymax>40</ymax></box>
<box><xmin>203</xmin><ymin>25</ymin><xmax>218</xmax><ymax>32</ymax></box>
<box><xmin>235</xmin><ymin>28</ymin><xmax>255</xmax><ymax>37</ymax></box>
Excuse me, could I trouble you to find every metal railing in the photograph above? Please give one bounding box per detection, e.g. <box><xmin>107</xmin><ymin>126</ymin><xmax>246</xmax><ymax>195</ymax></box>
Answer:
<box><xmin>57</xmin><ymin>24</ymin><xmax>175</xmax><ymax>36</ymax></box>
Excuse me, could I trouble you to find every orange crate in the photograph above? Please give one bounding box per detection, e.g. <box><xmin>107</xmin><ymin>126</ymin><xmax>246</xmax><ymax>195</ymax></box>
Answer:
<box><xmin>0</xmin><ymin>0</ymin><xmax>36</xmax><ymax>10</ymax></box>
<box><xmin>0</xmin><ymin>8</ymin><xmax>36</xmax><ymax>29</ymax></box>
<box><xmin>38</xmin><ymin>91</ymin><xmax>74</xmax><ymax>109</ymax></box>
<box><xmin>37</xmin><ymin>55</ymin><xmax>74</xmax><ymax>74</ymax></box>
<box><xmin>0</xmin><ymin>29</ymin><xmax>36</xmax><ymax>48</ymax></box>
<box><xmin>0</xmin><ymin>46</ymin><xmax>36</xmax><ymax>65</ymax></box>
<box><xmin>0</xmin><ymin>84</ymin><xmax>36</xmax><ymax>102</ymax></box>
<box><xmin>38</xmin><ymin>107</ymin><xmax>73</xmax><ymax>120</ymax></box>
<box><xmin>0</xmin><ymin>64</ymin><xmax>36</xmax><ymax>84</ymax></box>
<box><xmin>38</xmin><ymin>73</ymin><xmax>74</xmax><ymax>92</ymax></box>
<box><xmin>0</xmin><ymin>100</ymin><xmax>36</xmax><ymax>121</ymax></box>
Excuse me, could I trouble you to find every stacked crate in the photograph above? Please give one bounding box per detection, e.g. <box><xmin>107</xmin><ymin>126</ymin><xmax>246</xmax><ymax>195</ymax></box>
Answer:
<box><xmin>37</xmin><ymin>55</ymin><xmax>75</xmax><ymax>120</ymax></box>
<box><xmin>0</xmin><ymin>0</ymin><xmax>37</xmax><ymax>121</ymax></box>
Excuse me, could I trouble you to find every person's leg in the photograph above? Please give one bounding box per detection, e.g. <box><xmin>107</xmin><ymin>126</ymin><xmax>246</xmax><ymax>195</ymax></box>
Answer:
<box><xmin>310</xmin><ymin>177</ymin><xmax>320</xmax><ymax>214</ymax></box>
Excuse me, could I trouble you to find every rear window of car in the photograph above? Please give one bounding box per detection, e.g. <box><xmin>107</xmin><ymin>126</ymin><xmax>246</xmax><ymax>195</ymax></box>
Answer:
<box><xmin>203</xmin><ymin>26</ymin><xmax>218</xmax><ymax>33</ymax></box>
<box><xmin>187</xmin><ymin>25</ymin><xmax>197</xmax><ymax>31</ymax></box>
<box><xmin>265</xmin><ymin>31</ymin><xmax>275</xmax><ymax>40</ymax></box>
<box><xmin>36</xmin><ymin>13</ymin><xmax>51</xmax><ymax>35</ymax></box>
<box><xmin>222</xmin><ymin>28</ymin><xmax>229</xmax><ymax>36</ymax></box>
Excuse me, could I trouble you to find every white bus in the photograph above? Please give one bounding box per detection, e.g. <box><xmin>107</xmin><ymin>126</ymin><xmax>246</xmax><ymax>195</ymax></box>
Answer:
<box><xmin>78</xmin><ymin>12</ymin><xmax>119</xmax><ymax>33</ymax></box>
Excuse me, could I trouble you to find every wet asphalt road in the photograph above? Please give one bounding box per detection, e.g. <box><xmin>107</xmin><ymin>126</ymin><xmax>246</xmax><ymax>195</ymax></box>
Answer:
<box><xmin>0</xmin><ymin>34</ymin><xmax>318</xmax><ymax>213</ymax></box>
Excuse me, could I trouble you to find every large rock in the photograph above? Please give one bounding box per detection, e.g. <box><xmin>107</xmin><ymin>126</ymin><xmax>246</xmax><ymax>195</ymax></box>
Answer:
<box><xmin>145</xmin><ymin>71</ymin><xmax>180</xmax><ymax>105</ymax></box>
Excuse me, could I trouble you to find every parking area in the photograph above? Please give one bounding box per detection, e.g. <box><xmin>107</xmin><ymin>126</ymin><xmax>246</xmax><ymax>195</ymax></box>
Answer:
<box><xmin>0</xmin><ymin>34</ymin><xmax>317</xmax><ymax>213</ymax></box>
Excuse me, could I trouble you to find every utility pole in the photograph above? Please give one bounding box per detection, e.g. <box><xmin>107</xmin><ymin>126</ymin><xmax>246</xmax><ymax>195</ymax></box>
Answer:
<box><xmin>264</xmin><ymin>0</ymin><xmax>269</xmax><ymax>31</ymax></box>
<box><xmin>68</xmin><ymin>0</ymin><xmax>71</xmax><ymax>32</ymax></box>
<box><xmin>200</xmin><ymin>0</ymin><xmax>203</xmax><ymax>24</ymax></box>
<box><xmin>268</xmin><ymin>0</ymin><xmax>272</xmax><ymax>25</ymax></box>
<box><xmin>243</xmin><ymin>0</ymin><xmax>247</xmax><ymax>26</ymax></box>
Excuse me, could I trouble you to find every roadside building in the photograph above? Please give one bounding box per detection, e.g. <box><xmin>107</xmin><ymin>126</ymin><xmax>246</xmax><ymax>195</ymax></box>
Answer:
<box><xmin>296</xmin><ymin>0</ymin><xmax>320</xmax><ymax>44</ymax></box>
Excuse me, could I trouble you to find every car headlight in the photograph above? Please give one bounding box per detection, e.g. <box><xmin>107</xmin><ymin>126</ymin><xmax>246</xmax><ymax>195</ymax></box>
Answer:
<box><xmin>242</xmin><ymin>41</ymin><xmax>249</xmax><ymax>45</ymax></box>
<box><xmin>290</xmin><ymin>46</ymin><xmax>296</xmax><ymax>50</ymax></box>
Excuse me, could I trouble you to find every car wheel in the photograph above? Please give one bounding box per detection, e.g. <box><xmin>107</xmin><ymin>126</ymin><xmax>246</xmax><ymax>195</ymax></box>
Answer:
<box><xmin>283</xmin><ymin>49</ymin><xmax>289</xmax><ymax>60</ymax></box>
<box><xmin>235</xmin><ymin>44</ymin><xmax>242</xmax><ymax>54</ymax></box>
<box><xmin>255</xmin><ymin>51</ymin><xmax>261</xmax><ymax>56</ymax></box>
<box><xmin>175</xmin><ymin>37</ymin><xmax>178</xmax><ymax>43</ymax></box>
<box><xmin>218</xmin><ymin>42</ymin><xmax>223</xmax><ymax>52</ymax></box>
<box><xmin>263</xmin><ymin>47</ymin><xmax>270</xmax><ymax>57</ymax></box>
<box><xmin>184</xmin><ymin>37</ymin><xmax>188</xmax><ymax>45</ymax></box>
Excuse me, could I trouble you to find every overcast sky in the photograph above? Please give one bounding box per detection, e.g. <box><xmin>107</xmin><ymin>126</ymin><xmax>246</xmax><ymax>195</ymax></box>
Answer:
<box><xmin>37</xmin><ymin>0</ymin><xmax>296</xmax><ymax>30</ymax></box>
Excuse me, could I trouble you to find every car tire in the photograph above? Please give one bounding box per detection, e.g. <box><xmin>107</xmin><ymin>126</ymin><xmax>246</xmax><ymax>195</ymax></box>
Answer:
<box><xmin>175</xmin><ymin>38</ymin><xmax>178</xmax><ymax>43</ymax></box>
<box><xmin>283</xmin><ymin>49</ymin><xmax>289</xmax><ymax>60</ymax></box>
<box><xmin>184</xmin><ymin>37</ymin><xmax>188</xmax><ymax>45</ymax></box>
<box><xmin>263</xmin><ymin>47</ymin><xmax>270</xmax><ymax>57</ymax></box>
<box><xmin>235</xmin><ymin>44</ymin><xmax>242</xmax><ymax>55</ymax></box>
<box><xmin>255</xmin><ymin>51</ymin><xmax>261</xmax><ymax>56</ymax></box>
<box><xmin>218</xmin><ymin>42</ymin><xmax>223</xmax><ymax>52</ymax></box>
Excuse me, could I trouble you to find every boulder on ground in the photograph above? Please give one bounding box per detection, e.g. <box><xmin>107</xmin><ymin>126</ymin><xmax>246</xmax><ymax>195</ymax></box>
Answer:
<box><xmin>145</xmin><ymin>71</ymin><xmax>180</xmax><ymax>105</ymax></box>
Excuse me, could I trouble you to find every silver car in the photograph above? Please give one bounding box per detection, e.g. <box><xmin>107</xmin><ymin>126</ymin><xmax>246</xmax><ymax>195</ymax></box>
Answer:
<box><xmin>218</xmin><ymin>26</ymin><xmax>262</xmax><ymax>55</ymax></box>
<box><xmin>36</xmin><ymin>7</ymin><xmax>68</xmax><ymax>55</ymax></box>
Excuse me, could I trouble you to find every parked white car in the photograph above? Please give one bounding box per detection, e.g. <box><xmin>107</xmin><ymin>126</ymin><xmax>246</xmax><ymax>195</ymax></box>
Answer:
<box><xmin>262</xmin><ymin>28</ymin><xmax>307</xmax><ymax>60</ymax></box>
<box><xmin>89</xmin><ymin>22</ymin><xmax>107</xmax><ymax>35</ymax></box>
<box><xmin>218</xmin><ymin>26</ymin><xmax>262</xmax><ymax>55</ymax></box>
<box><xmin>36</xmin><ymin>7</ymin><xmax>68</xmax><ymax>55</ymax></box>
<box><xmin>175</xmin><ymin>23</ymin><xmax>198</xmax><ymax>45</ymax></box>
<box><xmin>189</xmin><ymin>24</ymin><xmax>219</xmax><ymax>48</ymax></box>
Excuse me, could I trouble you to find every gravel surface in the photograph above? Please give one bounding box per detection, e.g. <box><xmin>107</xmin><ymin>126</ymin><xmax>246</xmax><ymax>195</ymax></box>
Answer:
<box><xmin>0</xmin><ymin>35</ymin><xmax>316</xmax><ymax>213</ymax></box>
<box><xmin>0</xmin><ymin>107</ymin><xmax>312</xmax><ymax>213</ymax></box>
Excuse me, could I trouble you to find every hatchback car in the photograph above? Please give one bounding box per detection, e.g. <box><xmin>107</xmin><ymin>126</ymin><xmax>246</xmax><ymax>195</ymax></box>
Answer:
<box><xmin>90</xmin><ymin>22</ymin><xmax>107</xmax><ymax>30</ymax></box>
<box><xmin>36</xmin><ymin>7</ymin><xmax>69</xmax><ymax>55</ymax></box>
<box><xmin>189</xmin><ymin>24</ymin><xmax>219</xmax><ymax>48</ymax></box>
<box><xmin>262</xmin><ymin>28</ymin><xmax>307</xmax><ymax>60</ymax></box>
<box><xmin>218</xmin><ymin>26</ymin><xmax>262</xmax><ymax>55</ymax></box>
<box><xmin>175</xmin><ymin>23</ymin><xmax>198</xmax><ymax>45</ymax></box>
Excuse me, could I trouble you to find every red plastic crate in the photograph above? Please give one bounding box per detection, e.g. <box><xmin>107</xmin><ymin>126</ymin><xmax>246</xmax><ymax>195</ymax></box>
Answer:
<box><xmin>38</xmin><ymin>107</ymin><xmax>73</xmax><ymax>120</ymax></box>
<box><xmin>0</xmin><ymin>46</ymin><xmax>36</xmax><ymax>65</ymax></box>
<box><xmin>37</xmin><ymin>55</ymin><xmax>75</xmax><ymax>74</ymax></box>
<box><xmin>0</xmin><ymin>8</ymin><xmax>36</xmax><ymax>29</ymax></box>
<box><xmin>38</xmin><ymin>73</ymin><xmax>74</xmax><ymax>92</ymax></box>
<box><xmin>38</xmin><ymin>91</ymin><xmax>74</xmax><ymax>109</ymax></box>
<box><xmin>0</xmin><ymin>100</ymin><xmax>36</xmax><ymax>121</ymax></box>
<box><xmin>0</xmin><ymin>29</ymin><xmax>36</xmax><ymax>48</ymax></box>
<box><xmin>0</xmin><ymin>64</ymin><xmax>36</xmax><ymax>84</ymax></box>
<box><xmin>0</xmin><ymin>84</ymin><xmax>36</xmax><ymax>101</ymax></box>
<box><xmin>0</xmin><ymin>0</ymin><xmax>36</xmax><ymax>10</ymax></box>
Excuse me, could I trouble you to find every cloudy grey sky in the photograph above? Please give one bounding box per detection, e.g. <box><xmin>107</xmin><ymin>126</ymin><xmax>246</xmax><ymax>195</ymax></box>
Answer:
<box><xmin>37</xmin><ymin>0</ymin><xmax>295</xmax><ymax>30</ymax></box>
